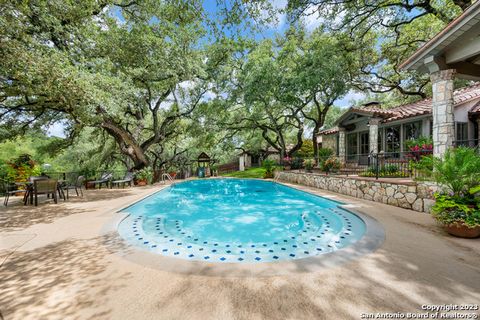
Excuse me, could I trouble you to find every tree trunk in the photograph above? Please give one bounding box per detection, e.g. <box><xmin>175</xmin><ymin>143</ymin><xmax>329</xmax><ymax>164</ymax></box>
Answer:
<box><xmin>101</xmin><ymin>121</ymin><xmax>150</xmax><ymax>170</ymax></box>
<box><xmin>312</xmin><ymin>123</ymin><xmax>321</xmax><ymax>165</ymax></box>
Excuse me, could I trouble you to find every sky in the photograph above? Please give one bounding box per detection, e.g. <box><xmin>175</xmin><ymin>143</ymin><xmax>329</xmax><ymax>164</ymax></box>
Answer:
<box><xmin>47</xmin><ymin>0</ymin><xmax>364</xmax><ymax>137</ymax></box>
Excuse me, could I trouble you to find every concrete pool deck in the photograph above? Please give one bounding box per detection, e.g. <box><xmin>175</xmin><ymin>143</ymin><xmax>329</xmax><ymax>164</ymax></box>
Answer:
<box><xmin>1</xmin><ymin>181</ymin><xmax>479</xmax><ymax>320</ymax></box>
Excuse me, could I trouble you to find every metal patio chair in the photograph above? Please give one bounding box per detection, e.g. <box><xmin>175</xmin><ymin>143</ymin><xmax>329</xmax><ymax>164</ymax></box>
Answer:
<box><xmin>3</xmin><ymin>182</ymin><xmax>27</xmax><ymax>206</ymax></box>
<box><xmin>32</xmin><ymin>179</ymin><xmax>59</xmax><ymax>206</ymax></box>
<box><xmin>63</xmin><ymin>175</ymin><xmax>85</xmax><ymax>199</ymax></box>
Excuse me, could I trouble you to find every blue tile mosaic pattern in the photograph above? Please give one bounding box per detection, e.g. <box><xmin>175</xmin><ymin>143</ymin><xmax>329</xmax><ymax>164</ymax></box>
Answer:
<box><xmin>118</xmin><ymin>179</ymin><xmax>365</xmax><ymax>263</ymax></box>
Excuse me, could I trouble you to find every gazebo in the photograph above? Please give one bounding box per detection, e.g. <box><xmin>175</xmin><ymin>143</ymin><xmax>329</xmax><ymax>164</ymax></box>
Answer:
<box><xmin>196</xmin><ymin>152</ymin><xmax>212</xmax><ymax>178</ymax></box>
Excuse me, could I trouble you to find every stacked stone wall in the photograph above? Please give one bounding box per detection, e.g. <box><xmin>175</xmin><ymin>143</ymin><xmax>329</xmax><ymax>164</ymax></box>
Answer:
<box><xmin>276</xmin><ymin>171</ymin><xmax>438</xmax><ymax>213</ymax></box>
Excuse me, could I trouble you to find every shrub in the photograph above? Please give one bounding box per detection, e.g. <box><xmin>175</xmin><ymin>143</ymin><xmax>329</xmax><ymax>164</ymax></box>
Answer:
<box><xmin>282</xmin><ymin>156</ymin><xmax>292</xmax><ymax>167</ymax></box>
<box><xmin>262</xmin><ymin>159</ymin><xmax>276</xmax><ymax>178</ymax></box>
<box><xmin>290</xmin><ymin>157</ymin><xmax>304</xmax><ymax>170</ymax></box>
<box><xmin>321</xmin><ymin>157</ymin><xmax>341</xmax><ymax>173</ymax></box>
<box><xmin>430</xmin><ymin>148</ymin><xmax>480</xmax><ymax>228</ymax></box>
<box><xmin>431</xmin><ymin>147</ymin><xmax>480</xmax><ymax>196</ymax></box>
<box><xmin>318</xmin><ymin>148</ymin><xmax>333</xmax><ymax>163</ymax></box>
<box><xmin>303</xmin><ymin>159</ymin><xmax>315</xmax><ymax>170</ymax></box>
<box><xmin>411</xmin><ymin>155</ymin><xmax>433</xmax><ymax>179</ymax></box>
<box><xmin>5</xmin><ymin>154</ymin><xmax>41</xmax><ymax>182</ymax></box>
<box><xmin>293</xmin><ymin>140</ymin><xmax>314</xmax><ymax>158</ymax></box>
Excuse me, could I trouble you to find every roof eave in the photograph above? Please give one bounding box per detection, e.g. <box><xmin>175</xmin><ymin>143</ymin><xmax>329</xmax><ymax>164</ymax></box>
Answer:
<box><xmin>399</xmin><ymin>1</ymin><xmax>480</xmax><ymax>71</ymax></box>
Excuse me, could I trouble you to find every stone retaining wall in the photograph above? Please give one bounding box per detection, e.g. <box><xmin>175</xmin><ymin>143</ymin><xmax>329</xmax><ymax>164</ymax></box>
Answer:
<box><xmin>276</xmin><ymin>171</ymin><xmax>438</xmax><ymax>213</ymax></box>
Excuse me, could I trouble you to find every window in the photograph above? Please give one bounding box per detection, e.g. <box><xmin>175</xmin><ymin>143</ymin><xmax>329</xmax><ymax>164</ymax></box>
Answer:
<box><xmin>456</xmin><ymin>122</ymin><xmax>468</xmax><ymax>146</ymax></box>
<box><xmin>385</xmin><ymin>126</ymin><xmax>401</xmax><ymax>155</ymax></box>
<box><xmin>360</xmin><ymin>131</ymin><xmax>369</xmax><ymax>154</ymax></box>
<box><xmin>346</xmin><ymin>133</ymin><xmax>358</xmax><ymax>160</ymax></box>
<box><xmin>403</xmin><ymin>121</ymin><xmax>422</xmax><ymax>148</ymax></box>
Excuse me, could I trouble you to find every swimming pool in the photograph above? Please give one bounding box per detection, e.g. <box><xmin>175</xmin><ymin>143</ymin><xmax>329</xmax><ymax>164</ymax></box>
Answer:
<box><xmin>118</xmin><ymin>179</ymin><xmax>366</xmax><ymax>263</ymax></box>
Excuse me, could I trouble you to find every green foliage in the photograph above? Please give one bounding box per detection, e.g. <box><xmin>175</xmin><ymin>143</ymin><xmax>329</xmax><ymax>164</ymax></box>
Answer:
<box><xmin>411</xmin><ymin>155</ymin><xmax>434</xmax><ymax>180</ymax></box>
<box><xmin>135</xmin><ymin>168</ymin><xmax>153</xmax><ymax>183</ymax></box>
<box><xmin>320</xmin><ymin>157</ymin><xmax>341</xmax><ymax>173</ymax></box>
<box><xmin>303</xmin><ymin>159</ymin><xmax>315</xmax><ymax>170</ymax></box>
<box><xmin>429</xmin><ymin>148</ymin><xmax>480</xmax><ymax>228</ymax></box>
<box><xmin>431</xmin><ymin>147</ymin><xmax>480</xmax><ymax>196</ymax></box>
<box><xmin>290</xmin><ymin>157</ymin><xmax>304</xmax><ymax>170</ymax></box>
<box><xmin>432</xmin><ymin>194</ymin><xmax>480</xmax><ymax>228</ymax></box>
<box><xmin>262</xmin><ymin>159</ymin><xmax>276</xmax><ymax>178</ymax></box>
<box><xmin>0</xmin><ymin>154</ymin><xmax>42</xmax><ymax>183</ymax></box>
<box><xmin>294</xmin><ymin>140</ymin><xmax>314</xmax><ymax>158</ymax></box>
<box><xmin>318</xmin><ymin>147</ymin><xmax>334</xmax><ymax>163</ymax></box>
<box><xmin>405</xmin><ymin>136</ymin><xmax>434</xmax><ymax>149</ymax></box>
<box><xmin>221</xmin><ymin>167</ymin><xmax>266</xmax><ymax>179</ymax></box>
<box><xmin>360</xmin><ymin>164</ymin><xmax>408</xmax><ymax>178</ymax></box>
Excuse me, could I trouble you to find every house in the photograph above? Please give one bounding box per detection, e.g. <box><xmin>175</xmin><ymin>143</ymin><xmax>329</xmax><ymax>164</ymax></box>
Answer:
<box><xmin>317</xmin><ymin>84</ymin><xmax>480</xmax><ymax>164</ymax></box>
<box><xmin>319</xmin><ymin>0</ymin><xmax>480</xmax><ymax>162</ymax></box>
<box><xmin>238</xmin><ymin>145</ymin><xmax>296</xmax><ymax>171</ymax></box>
<box><xmin>399</xmin><ymin>0</ymin><xmax>480</xmax><ymax>157</ymax></box>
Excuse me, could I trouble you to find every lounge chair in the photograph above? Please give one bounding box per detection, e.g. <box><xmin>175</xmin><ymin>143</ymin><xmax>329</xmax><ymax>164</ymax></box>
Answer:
<box><xmin>111</xmin><ymin>172</ymin><xmax>134</xmax><ymax>188</ymax></box>
<box><xmin>3</xmin><ymin>183</ymin><xmax>27</xmax><ymax>206</ymax></box>
<box><xmin>91</xmin><ymin>172</ymin><xmax>112</xmax><ymax>189</ymax></box>
<box><xmin>62</xmin><ymin>175</ymin><xmax>85</xmax><ymax>198</ymax></box>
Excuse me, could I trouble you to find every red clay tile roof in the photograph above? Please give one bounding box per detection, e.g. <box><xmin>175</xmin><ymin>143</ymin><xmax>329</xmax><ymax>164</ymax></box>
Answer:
<box><xmin>350</xmin><ymin>107</ymin><xmax>398</xmax><ymax>118</ymax></box>
<box><xmin>384</xmin><ymin>82</ymin><xmax>480</xmax><ymax>122</ymax></box>
<box><xmin>319</xmin><ymin>83</ymin><xmax>480</xmax><ymax>135</ymax></box>
<box><xmin>319</xmin><ymin>127</ymin><xmax>339</xmax><ymax>135</ymax></box>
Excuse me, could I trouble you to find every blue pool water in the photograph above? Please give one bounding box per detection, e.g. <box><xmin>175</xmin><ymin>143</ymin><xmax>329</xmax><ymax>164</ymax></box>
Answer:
<box><xmin>118</xmin><ymin>179</ymin><xmax>366</xmax><ymax>263</ymax></box>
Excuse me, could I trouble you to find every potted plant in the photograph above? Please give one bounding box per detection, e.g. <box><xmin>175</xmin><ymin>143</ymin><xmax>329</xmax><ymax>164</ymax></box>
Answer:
<box><xmin>431</xmin><ymin>147</ymin><xmax>480</xmax><ymax>238</ymax></box>
<box><xmin>303</xmin><ymin>159</ymin><xmax>315</xmax><ymax>173</ymax></box>
<box><xmin>135</xmin><ymin>168</ymin><xmax>152</xmax><ymax>186</ymax></box>
<box><xmin>282</xmin><ymin>156</ymin><xmax>292</xmax><ymax>170</ymax></box>
<box><xmin>262</xmin><ymin>159</ymin><xmax>276</xmax><ymax>179</ymax></box>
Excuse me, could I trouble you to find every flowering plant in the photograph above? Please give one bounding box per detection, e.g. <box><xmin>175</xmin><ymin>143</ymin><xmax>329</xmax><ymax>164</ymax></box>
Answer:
<box><xmin>405</xmin><ymin>137</ymin><xmax>433</xmax><ymax>161</ymax></box>
<box><xmin>282</xmin><ymin>156</ymin><xmax>292</xmax><ymax>166</ymax></box>
<box><xmin>321</xmin><ymin>157</ymin><xmax>341</xmax><ymax>173</ymax></box>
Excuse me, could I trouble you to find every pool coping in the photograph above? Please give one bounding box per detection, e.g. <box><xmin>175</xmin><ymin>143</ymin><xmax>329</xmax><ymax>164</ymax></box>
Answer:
<box><xmin>101</xmin><ymin>179</ymin><xmax>385</xmax><ymax>278</ymax></box>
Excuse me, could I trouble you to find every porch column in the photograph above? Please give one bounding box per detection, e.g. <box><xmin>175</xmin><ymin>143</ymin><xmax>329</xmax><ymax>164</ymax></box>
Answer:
<box><xmin>368</xmin><ymin>118</ymin><xmax>381</xmax><ymax>154</ymax></box>
<box><xmin>430</xmin><ymin>69</ymin><xmax>456</xmax><ymax>157</ymax></box>
<box><xmin>338</xmin><ymin>127</ymin><xmax>346</xmax><ymax>162</ymax></box>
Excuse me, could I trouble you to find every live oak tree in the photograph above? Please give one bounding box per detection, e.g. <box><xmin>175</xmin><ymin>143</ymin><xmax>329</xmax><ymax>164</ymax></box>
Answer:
<box><xmin>219</xmin><ymin>39</ymin><xmax>306</xmax><ymax>160</ymax></box>
<box><xmin>286</xmin><ymin>0</ymin><xmax>471</xmax><ymax>99</ymax></box>
<box><xmin>0</xmin><ymin>1</ymin><xmax>253</xmax><ymax>170</ymax></box>
<box><xmin>287</xmin><ymin>27</ymin><xmax>355</xmax><ymax>163</ymax></box>
<box><xmin>212</xmin><ymin>27</ymin><xmax>356</xmax><ymax>161</ymax></box>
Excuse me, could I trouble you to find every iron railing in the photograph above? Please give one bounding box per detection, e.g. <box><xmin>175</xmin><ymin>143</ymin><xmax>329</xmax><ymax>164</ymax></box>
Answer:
<box><xmin>307</xmin><ymin>150</ymin><xmax>434</xmax><ymax>180</ymax></box>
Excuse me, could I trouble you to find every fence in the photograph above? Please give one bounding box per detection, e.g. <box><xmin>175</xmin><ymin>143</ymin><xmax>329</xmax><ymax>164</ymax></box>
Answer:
<box><xmin>311</xmin><ymin>149</ymin><xmax>435</xmax><ymax>180</ymax></box>
<box><xmin>217</xmin><ymin>161</ymin><xmax>239</xmax><ymax>174</ymax></box>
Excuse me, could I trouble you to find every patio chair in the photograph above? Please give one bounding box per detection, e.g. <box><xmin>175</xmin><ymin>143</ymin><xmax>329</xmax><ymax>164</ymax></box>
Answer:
<box><xmin>3</xmin><ymin>183</ymin><xmax>27</xmax><ymax>206</ymax></box>
<box><xmin>63</xmin><ymin>175</ymin><xmax>85</xmax><ymax>199</ymax></box>
<box><xmin>32</xmin><ymin>179</ymin><xmax>58</xmax><ymax>206</ymax></box>
<box><xmin>111</xmin><ymin>172</ymin><xmax>134</xmax><ymax>188</ymax></box>
<box><xmin>91</xmin><ymin>172</ymin><xmax>112</xmax><ymax>189</ymax></box>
